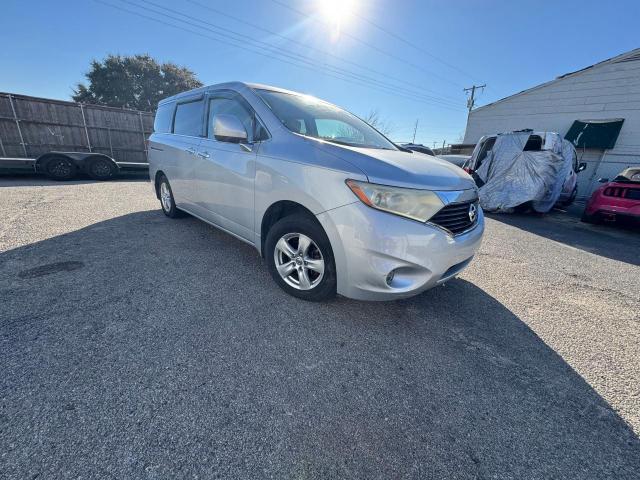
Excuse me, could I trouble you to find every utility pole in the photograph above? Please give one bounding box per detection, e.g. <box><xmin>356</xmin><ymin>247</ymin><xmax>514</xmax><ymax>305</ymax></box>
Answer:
<box><xmin>412</xmin><ymin>119</ymin><xmax>419</xmax><ymax>143</ymax></box>
<box><xmin>463</xmin><ymin>84</ymin><xmax>486</xmax><ymax>114</ymax></box>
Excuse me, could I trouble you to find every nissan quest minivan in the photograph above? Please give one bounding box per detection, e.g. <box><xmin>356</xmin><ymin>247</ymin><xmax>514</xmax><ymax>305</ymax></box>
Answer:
<box><xmin>148</xmin><ymin>82</ymin><xmax>484</xmax><ymax>301</ymax></box>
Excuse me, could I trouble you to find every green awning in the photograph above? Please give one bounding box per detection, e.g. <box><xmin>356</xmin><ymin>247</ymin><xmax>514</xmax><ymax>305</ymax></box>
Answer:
<box><xmin>565</xmin><ymin>118</ymin><xmax>624</xmax><ymax>149</ymax></box>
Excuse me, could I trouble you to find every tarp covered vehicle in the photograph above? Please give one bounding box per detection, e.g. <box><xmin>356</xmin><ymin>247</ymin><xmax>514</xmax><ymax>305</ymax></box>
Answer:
<box><xmin>465</xmin><ymin>131</ymin><xmax>585</xmax><ymax>213</ymax></box>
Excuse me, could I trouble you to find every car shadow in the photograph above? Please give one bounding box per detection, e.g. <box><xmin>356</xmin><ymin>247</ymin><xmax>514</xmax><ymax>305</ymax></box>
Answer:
<box><xmin>0</xmin><ymin>172</ymin><xmax>149</xmax><ymax>187</ymax></box>
<box><xmin>486</xmin><ymin>208</ymin><xmax>640</xmax><ymax>267</ymax></box>
<box><xmin>1</xmin><ymin>210</ymin><xmax>639</xmax><ymax>478</ymax></box>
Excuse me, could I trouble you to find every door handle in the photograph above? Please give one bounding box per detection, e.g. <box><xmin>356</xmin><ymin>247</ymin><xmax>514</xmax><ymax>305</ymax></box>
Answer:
<box><xmin>186</xmin><ymin>147</ymin><xmax>197</xmax><ymax>155</ymax></box>
<box><xmin>197</xmin><ymin>150</ymin><xmax>210</xmax><ymax>159</ymax></box>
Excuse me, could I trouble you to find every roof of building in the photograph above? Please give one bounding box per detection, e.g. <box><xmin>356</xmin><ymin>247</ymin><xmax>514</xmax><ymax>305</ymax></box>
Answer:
<box><xmin>473</xmin><ymin>48</ymin><xmax>640</xmax><ymax>113</ymax></box>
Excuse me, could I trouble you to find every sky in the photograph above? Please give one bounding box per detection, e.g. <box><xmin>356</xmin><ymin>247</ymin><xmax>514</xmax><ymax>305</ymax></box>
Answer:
<box><xmin>2</xmin><ymin>0</ymin><xmax>639</xmax><ymax>147</ymax></box>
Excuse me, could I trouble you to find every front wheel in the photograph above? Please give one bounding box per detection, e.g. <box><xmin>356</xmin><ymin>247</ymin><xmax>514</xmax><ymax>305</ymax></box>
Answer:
<box><xmin>265</xmin><ymin>215</ymin><xmax>336</xmax><ymax>301</ymax></box>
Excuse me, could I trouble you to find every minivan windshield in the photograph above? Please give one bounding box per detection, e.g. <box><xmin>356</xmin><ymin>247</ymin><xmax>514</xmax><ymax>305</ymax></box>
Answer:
<box><xmin>256</xmin><ymin>89</ymin><xmax>397</xmax><ymax>150</ymax></box>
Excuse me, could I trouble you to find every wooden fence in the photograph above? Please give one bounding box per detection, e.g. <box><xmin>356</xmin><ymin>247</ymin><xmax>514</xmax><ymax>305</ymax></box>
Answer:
<box><xmin>0</xmin><ymin>92</ymin><xmax>154</xmax><ymax>163</ymax></box>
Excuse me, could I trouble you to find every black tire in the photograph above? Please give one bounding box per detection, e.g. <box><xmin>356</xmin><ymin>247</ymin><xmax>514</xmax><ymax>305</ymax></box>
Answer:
<box><xmin>559</xmin><ymin>186</ymin><xmax>578</xmax><ymax>208</ymax></box>
<box><xmin>581</xmin><ymin>211</ymin><xmax>600</xmax><ymax>224</ymax></box>
<box><xmin>265</xmin><ymin>214</ymin><xmax>337</xmax><ymax>301</ymax></box>
<box><xmin>158</xmin><ymin>174</ymin><xmax>183</xmax><ymax>218</ymax></box>
<box><xmin>514</xmin><ymin>201</ymin><xmax>532</xmax><ymax>213</ymax></box>
<box><xmin>87</xmin><ymin>157</ymin><xmax>117</xmax><ymax>180</ymax></box>
<box><xmin>44</xmin><ymin>156</ymin><xmax>77</xmax><ymax>181</ymax></box>
<box><xmin>567</xmin><ymin>186</ymin><xmax>578</xmax><ymax>207</ymax></box>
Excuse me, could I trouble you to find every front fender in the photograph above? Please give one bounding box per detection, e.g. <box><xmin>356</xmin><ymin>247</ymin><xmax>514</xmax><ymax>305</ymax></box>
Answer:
<box><xmin>254</xmin><ymin>141</ymin><xmax>367</xmax><ymax>245</ymax></box>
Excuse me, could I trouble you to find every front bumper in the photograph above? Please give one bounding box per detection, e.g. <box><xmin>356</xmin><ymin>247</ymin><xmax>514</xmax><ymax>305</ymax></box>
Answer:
<box><xmin>317</xmin><ymin>202</ymin><xmax>485</xmax><ymax>301</ymax></box>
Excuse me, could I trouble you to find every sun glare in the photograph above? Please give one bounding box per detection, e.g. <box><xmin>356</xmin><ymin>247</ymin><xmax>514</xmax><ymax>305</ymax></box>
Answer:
<box><xmin>317</xmin><ymin>0</ymin><xmax>357</xmax><ymax>39</ymax></box>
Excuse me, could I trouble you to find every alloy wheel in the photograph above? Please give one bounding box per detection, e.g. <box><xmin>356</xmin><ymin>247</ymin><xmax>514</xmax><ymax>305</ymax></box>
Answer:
<box><xmin>92</xmin><ymin>159</ymin><xmax>112</xmax><ymax>178</ymax></box>
<box><xmin>160</xmin><ymin>182</ymin><xmax>172</xmax><ymax>212</ymax></box>
<box><xmin>50</xmin><ymin>159</ymin><xmax>72</xmax><ymax>178</ymax></box>
<box><xmin>273</xmin><ymin>233</ymin><xmax>325</xmax><ymax>290</ymax></box>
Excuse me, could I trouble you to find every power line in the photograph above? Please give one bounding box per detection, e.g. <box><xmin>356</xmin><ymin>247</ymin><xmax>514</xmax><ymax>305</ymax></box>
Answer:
<box><xmin>351</xmin><ymin>11</ymin><xmax>483</xmax><ymax>84</ymax></box>
<box><xmin>268</xmin><ymin>0</ymin><xmax>467</xmax><ymax>89</ymax></box>
<box><xmin>115</xmin><ymin>0</ymin><xmax>458</xmax><ymax>110</ymax></box>
<box><xmin>185</xmin><ymin>0</ymin><xmax>462</xmax><ymax>104</ymax></box>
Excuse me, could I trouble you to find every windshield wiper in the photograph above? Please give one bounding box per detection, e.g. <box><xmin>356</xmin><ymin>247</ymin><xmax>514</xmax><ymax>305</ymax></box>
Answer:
<box><xmin>320</xmin><ymin>138</ymin><xmax>369</xmax><ymax>148</ymax></box>
<box><xmin>320</xmin><ymin>137</ymin><xmax>396</xmax><ymax>150</ymax></box>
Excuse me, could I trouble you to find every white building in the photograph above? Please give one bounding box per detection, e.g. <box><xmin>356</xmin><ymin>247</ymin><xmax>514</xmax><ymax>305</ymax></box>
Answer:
<box><xmin>464</xmin><ymin>48</ymin><xmax>640</xmax><ymax>198</ymax></box>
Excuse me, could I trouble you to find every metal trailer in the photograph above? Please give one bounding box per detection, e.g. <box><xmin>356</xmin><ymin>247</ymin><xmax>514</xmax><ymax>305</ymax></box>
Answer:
<box><xmin>0</xmin><ymin>92</ymin><xmax>153</xmax><ymax>180</ymax></box>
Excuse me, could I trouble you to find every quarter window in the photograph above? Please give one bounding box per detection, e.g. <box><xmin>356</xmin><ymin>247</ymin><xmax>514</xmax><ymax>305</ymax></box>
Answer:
<box><xmin>173</xmin><ymin>100</ymin><xmax>204</xmax><ymax>136</ymax></box>
<box><xmin>153</xmin><ymin>102</ymin><xmax>174</xmax><ymax>133</ymax></box>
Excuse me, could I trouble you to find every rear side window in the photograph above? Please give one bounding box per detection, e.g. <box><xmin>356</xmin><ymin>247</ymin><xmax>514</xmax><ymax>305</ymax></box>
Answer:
<box><xmin>173</xmin><ymin>100</ymin><xmax>204</xmax><ymax>136</ymax></box>
<box><xmin>475</xmin><ymin>137</ymin><xmax>496</xmax><ymax>168</ymax></box>
<box><xmin>153</xmin><ymin>102</ymin><xmax>174</xmax><ymax>133</ymax></box>
<box><xmin>523</xmin><ymin>135</ymin><xmax>543</xmax><ymax>151</ymax></box>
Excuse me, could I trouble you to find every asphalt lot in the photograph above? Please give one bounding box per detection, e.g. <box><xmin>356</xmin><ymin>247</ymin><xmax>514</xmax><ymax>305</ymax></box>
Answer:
<box><xmin>1</xmin><ymin>176</ymin><xmax>639</xmax><ymax>479</ymax></box>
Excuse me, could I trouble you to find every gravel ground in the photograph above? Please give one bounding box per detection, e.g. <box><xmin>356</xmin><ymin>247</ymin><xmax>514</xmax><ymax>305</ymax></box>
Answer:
<box><xmin>1</xmin><ymin>177</ymin><xmax>639</xmax><ymax>479</ymax></box>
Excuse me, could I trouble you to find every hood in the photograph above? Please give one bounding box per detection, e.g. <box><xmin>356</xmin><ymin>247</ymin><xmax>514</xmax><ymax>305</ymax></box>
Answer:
<box><xmin>315</xmin><ymin>141</ymin><xmax>476</xmax><ymax>191</ymax></box>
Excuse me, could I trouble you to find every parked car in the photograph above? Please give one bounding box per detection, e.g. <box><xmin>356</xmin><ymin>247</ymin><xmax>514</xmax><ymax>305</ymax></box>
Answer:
<box><xmin>465</xmin><ymin>131</ymin><xmax>586</xmax><ymax>211</ymax></box>
<box><xmin>438</xmin><ymin>154</ymin><xmax>470</xmax><ymax>168</ymax></box>
<box><xmin>401</xmin><ymin>144</ymin><xmax>469</xmax><ymax>168</ymax></box>
<box><xmin>581</xmin><ymin>167</ymin><xmax>640</xmax><ymax>224</ymax></box>
<box><xmin>401</xmin><ymin>143</ymin><xmax>435</xmax><ymax>156</ymax></box>
<box><xmin>149</xmin><ymin>82</ymin><xmax>484</xmax><ymax>301</ymax></box>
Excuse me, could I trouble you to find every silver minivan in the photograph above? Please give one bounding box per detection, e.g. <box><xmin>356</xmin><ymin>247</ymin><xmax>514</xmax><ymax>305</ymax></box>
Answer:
<box><xmin>149</xmin><ymin>82</ymin><xmax>484</xmax><ymax>301</ymax></box>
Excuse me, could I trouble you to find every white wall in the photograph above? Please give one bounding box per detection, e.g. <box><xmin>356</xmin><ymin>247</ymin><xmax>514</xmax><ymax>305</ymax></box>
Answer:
<box><xmin>464</xmin><ymin>53</ymin><xmax>640</xmax><ymax>198</ymax></box>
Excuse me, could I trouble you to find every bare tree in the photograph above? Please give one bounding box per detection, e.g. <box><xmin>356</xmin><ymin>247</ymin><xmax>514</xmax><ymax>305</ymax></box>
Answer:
<box><xmin>363</xmin><ymin>109</ymin><xmax>394</xmax><ymax>136</ymax></box>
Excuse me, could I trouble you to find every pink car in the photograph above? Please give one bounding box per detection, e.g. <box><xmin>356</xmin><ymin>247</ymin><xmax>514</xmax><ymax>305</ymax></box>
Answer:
<box><xmin>581</xmin><ymin>167</ymin><xmax>640</xmax><ymax>224</ymax></box>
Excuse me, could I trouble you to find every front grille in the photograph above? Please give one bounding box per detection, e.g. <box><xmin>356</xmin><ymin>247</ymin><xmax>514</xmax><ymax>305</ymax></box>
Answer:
<box><xmin>429</xmin><ymin>200</ymin><xmax>478</xmax><ymax>235</ymax></box>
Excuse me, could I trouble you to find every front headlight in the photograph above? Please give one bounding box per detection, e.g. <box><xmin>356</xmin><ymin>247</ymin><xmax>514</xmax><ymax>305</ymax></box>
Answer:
<box><xmin>346</xmin><ymin>179</ymin><xmax>444</xmax><ymax>222</ymax></box>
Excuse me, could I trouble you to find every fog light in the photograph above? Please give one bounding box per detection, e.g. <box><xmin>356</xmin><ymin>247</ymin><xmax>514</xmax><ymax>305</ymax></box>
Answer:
<box><xmin>385</xmin><ymin>270</ymin><xmax>395</xmax><ymax>286</ymax></box>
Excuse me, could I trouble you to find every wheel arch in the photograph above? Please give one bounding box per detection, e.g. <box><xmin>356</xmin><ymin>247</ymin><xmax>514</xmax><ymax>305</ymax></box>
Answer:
<box><xmin>35</xmin><ymin>152</ymin><xmax>76</xmax><ymax>171</ymax></box>
<box><xmin>259</xmin><ymin>200</ymin><xmax>319</xmax><ymax>257</ymax></box>
<box><xmin>82</xmin><ymin>154</ymin><xmax>118</xmax><ymax>171</ymax></box>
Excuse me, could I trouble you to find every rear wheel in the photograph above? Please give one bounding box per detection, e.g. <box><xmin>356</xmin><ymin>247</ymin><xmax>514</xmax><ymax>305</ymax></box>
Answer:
<box><xmin>560</xmin><ymin>186</ymin><xmax>578</xmax><ymax>208</ymax></box>
<box><xmin>88</xmin><ymin>157</ymin><xmax>117</xmax><ymax>180</ymax></box>
<box><xmin>44</xmin><ymin>156</ymin><xmax>77</xmax><ymax>180</ymax></box>
<box><xmin>158</xmin><ymin>174</ymin><xmax>183</xmax><ymax>218</ymax></box>
<box><xmin>265</xmin><ymin>215</ymin><xmax>336</xmax><ymax>301</ymax></box>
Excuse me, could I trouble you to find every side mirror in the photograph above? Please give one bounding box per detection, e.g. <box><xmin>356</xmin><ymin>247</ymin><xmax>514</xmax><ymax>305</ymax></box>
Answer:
<box><xmin>213</xmin><ymin>114</ymin><xmax>248</xmax><ymax>143</ymax></box>
<box><xmin>577</xmin><ymin>162</ymin><xmax>587</xmax><ymax>172</ymax></box>
<box><xmin>597</xmin><ymin>177</ymin><xmax>609</xmax><ymax>183</ymax></box>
